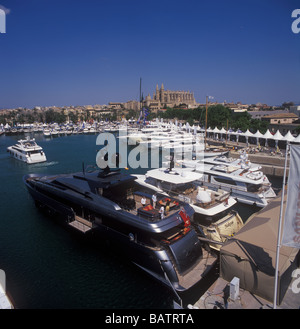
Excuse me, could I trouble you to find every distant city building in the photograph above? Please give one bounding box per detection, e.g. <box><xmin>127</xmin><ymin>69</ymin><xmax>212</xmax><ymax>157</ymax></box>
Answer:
<box><xmin>261</xmin><ymin>112</ymin><xmax>299</xmax><ymax>135</ymax></box>
<box><xmin>261</xmin><ymin>112</ymin><xmax>298</xmax><ymax>124</ymax></box>
<box><xmin>248</xmin><ymin>109</ymin><xmax>289</xmax><ymax>120</ymax></box>
<box><xmin>289</xmin><ymin>105</ymin><xmax>300</xmax><ymax>117</ymax></box>
<box><xmin>144</xmin><ymin>83</ymin><xmax>196</xmax><ymax>111</ymax></box>
<box><xmin>222</xmin><ymin>101</ymin><xmax>248</xmax><ymax>111</ymax></box>
<box><xmin>108</xmin><ymin>102</ymin><xmax>124</xmax><ymax>110</ymax></box>
<box><xmin>124</xmin><ymin>100</ymin><xmax>139</xmax><ymax>111</ymax></box>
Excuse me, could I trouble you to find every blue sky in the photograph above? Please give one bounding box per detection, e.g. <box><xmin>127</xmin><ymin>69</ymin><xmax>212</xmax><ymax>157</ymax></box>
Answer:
<box><xmin>0</xmin><ymin>0</ymin><xmax>299</xmax><ymax>108</ymax></box>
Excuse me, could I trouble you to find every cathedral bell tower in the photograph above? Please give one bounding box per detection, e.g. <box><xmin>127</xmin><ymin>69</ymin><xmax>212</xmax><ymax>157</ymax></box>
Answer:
<box><xmin>160</xmin><ymin>83</ymin><xmax>165</xmax><ymax>104</ymax></box>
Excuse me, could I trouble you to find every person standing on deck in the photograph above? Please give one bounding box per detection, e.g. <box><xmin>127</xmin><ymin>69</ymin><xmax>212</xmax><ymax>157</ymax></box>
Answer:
<box><xmin>141</xmin><ymin>196</ymin><xmax>146</xmax><ymax>207</ymax></box>
<box><xmin>165</xmin><ymin>199</ymin><xmax>170</xmax><ymax>215</ymax></box>
<box><xmin>159</xmin><ymin>206</ymin><xmax>165</xmax><ymax>219</ymax></box>
<box><xmin>152</xmin><ymin>194</ymin><xmax>157</xmax><ymax>208</ymax></box>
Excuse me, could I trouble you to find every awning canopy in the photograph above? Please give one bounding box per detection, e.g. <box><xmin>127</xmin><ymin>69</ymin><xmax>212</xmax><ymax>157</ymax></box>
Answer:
<box><xmin>263</xmin><ymin>129</ymin><xmax>274</xmax><ymax>139</ymax></box>
<box><xmin>282</xmin><ymin>131</ymin><xmax>295</xmax><ymax>142</ymax></box>
<box><xmin>273</xmin><ymin>130</ymin><xmax>284</xmax><ymax>140</ymax></box>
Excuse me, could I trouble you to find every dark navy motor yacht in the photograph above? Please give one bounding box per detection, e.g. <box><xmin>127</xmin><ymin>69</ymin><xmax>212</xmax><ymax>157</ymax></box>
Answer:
<box><xmin>23</xmin><ymin>165</ymin><xmax>217</xmax><ymax>293</ymax></box>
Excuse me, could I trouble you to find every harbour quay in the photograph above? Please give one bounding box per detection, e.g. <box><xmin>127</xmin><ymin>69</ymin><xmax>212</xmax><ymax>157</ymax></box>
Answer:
<box><xmin>207</xmin><ymin>138</ymin><xmax>290</xmax><ymax>177</ymax></box>
<box><xmin>189</xmin><ymin>192</ymin><xmax>300</xmax><ymax>310</ymax></box>
<box><xmin>229</xmin><ymin>150</ymin><xmax>289</xmax><ymax>177</ymax></box>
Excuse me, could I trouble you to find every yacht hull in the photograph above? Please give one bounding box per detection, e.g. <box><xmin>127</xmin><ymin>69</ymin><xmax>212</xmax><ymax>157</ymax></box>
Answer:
<box><xmin>23</xmin><ymin>173</ymin><xmax>211</xmax><ymax>294</ymax></box>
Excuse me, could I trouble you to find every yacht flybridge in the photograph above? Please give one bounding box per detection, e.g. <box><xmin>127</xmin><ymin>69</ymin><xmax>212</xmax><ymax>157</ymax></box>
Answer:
<box><xmin>23</xmin><ymin>166</ymin><xmax>217</xmax><ymax>293</ymax></box>
<box><xmin>7</xmin><ymin>137</ymin><xmax>47</xmax><ymax>164</ymax></box>
<box><xmin>181</xmin><ymin>152</ymin><xmax>276</xmax><ymax>207</ymax></box>
<box><xmin>134</xmin><ymin>166</ymin><xmax>243</xmax><ymax>250</ymax></box>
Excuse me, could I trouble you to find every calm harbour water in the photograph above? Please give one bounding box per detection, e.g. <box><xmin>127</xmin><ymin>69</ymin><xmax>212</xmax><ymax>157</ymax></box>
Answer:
<box><xmin>0</xmin><ymin>132</ymin><xmax>282</xmax><ymax>309</ymax></box>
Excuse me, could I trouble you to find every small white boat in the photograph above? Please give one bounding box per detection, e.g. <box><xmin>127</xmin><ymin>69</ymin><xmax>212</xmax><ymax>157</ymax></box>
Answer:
<box><xmin>51</xmin><ymin>129</ymin><xmax>59</xmax><ymax>137</ymax></box>
<box><xmin>7</xmin><ymin>137</ymin><xmax>47</xmax><ymax>164</ymax></box>
<box><xmin>43</xmin><ymin>128</ymin><xmax>51</xmax><ymax>137</ymax></box>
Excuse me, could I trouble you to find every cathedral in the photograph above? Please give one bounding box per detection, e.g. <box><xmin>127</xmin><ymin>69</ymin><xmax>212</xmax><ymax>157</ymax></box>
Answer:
<box><xmin>144</xmin><ymin>83</ymin><xmax>196</xmax><ymax>111</ymax></box>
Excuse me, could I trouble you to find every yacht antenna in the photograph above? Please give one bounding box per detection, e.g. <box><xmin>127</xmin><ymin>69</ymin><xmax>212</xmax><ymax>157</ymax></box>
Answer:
<box><xmin>169</xmin><ymin>153</ymin><xmax>175</xmax><ymax>171</ymax></box>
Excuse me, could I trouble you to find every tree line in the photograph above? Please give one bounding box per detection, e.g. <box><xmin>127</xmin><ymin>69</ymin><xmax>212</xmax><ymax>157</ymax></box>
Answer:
<box><xmin>1</xmin><ymin>104</ymin><xmax>269</xmax><ymax>133</ymax></box>
<box><xmin>155</xmin><ymin>104</ymin><xmax>268</xmax><ymax>133</ymax></box>
<box><xmin>0</xmin><ymin>108</ymin><xmax>118</xmax><ymax>125</ymax></box>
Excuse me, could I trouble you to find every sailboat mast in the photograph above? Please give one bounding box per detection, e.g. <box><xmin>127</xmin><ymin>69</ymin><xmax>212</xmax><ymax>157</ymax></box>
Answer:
<box><xmin>205</xmin><ymin>96</ymin><xmax>208</xmax><ymax>150</ymax></box>
<box><xmin>140</xmin><ymin>78</ymin><xmax>142</xmax><ymax>111</ymax></box>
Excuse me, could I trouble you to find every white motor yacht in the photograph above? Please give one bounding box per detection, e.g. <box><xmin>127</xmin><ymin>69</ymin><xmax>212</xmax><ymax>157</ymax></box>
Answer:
<box><xmin>7</xmin><ymin>137</ymin><xmax>47</xmax><ymax>164</ymax></box>
<box><xmin>51</xmin><ymin>128</ymin><xmax>59</xmax><ymax>137</ymax></box>
<box><xmin>134</xmin><ymin>165</ymin><xmax>243</xmax><ymax>250</ymax></box>
<box><xmin>181</xmin><ymin>152</ymin><xmax>277</xmax><ymax>207</ymax></box>
<box><xmin>43</xmin><ymin>128</ymin><xmax>51</xmax><ymax>137</ymax></box>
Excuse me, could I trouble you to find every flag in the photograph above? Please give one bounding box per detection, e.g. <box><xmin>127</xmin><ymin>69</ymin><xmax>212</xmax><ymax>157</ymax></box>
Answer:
<box><xmin>281</xmin><ymin>144</ymin><xmax>300</xmax><ymax>249</ymax></box>
<box><xmin>137</xmin><ymin>110</ymin><xmax>143</xmax><ymax>123</ymax></box>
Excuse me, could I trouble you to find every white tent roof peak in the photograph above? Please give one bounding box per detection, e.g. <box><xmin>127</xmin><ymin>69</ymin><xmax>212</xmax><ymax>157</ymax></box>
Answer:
<box><xmin>253</xmin><ymin>130</ymin><xmax>264</xmax><ymax>138</ymax></box>
<box><xmin>292</xmin><ymin>134</ymin><xmax>300</xmax><ymax>143</ymax></box>
<box><xmin>273</xmin><ymin>130</ymin><xmax>284</xmax><ymax>140</ymax></box>
<box><xmin>263</xmin><ymin>129</ymin><xmax>273</xmax><ymax>139</ymax></box>
<box><xmin>242</xmin><ymin>129</ymin><xmax>253</xmax><ymax>137</ymax></box>
<box><xmin>282</xmin><ymin>130</ymin><xmax>295</xmax><ymax>142</ymax></box>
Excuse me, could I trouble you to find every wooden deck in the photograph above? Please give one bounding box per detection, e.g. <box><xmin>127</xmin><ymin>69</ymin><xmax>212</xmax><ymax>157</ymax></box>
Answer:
<box><xmin>127</xmin><ymin>197</ymin><xmax>180</xmax><ymax>220</ymax></box>
<box><xmin>68</xmin><ymin>215</ymin><xmax>93</xmax><ymax>233</ymax></box>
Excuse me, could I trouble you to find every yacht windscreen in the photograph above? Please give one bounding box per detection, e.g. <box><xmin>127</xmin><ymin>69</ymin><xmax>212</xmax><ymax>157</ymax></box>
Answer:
<box><xmin>53</xmin><ymin>177</ymin><xmax>90</xmax><ymax>193</ymax></box>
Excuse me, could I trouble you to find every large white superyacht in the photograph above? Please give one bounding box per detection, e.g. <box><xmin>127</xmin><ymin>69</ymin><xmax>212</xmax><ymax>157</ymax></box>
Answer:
<box><xmin>7</xmin><ymin>137</ymin><xmax>47</xmax><ymax>164</ymax></box>
<box><xmin>181</xmin><ymin>152</ymin><xmax>276</xmax><ymax>207</ymax></box>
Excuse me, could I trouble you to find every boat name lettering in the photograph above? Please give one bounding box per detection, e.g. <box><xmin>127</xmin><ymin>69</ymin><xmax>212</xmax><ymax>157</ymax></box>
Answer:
<box><xmin>225</xmin><ymin>220</ymin><xmax>234</xmax><ymax>228</ymax></box>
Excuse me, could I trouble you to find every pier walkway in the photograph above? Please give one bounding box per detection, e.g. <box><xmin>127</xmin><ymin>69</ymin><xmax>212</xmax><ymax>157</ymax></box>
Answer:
<box><xmin>207</xmin><ymin>138</ymin><xmax>289</xmax><ymax>177</ymax></box>
<box><xmin>188</xmin><ymin>192</ymin><xmax>300</xmax><ymax>310</ymax></box>
<box><xmin>190</xmin><ymin>276</ymin><xmax>300</xmax><ymax>309</ymax></box>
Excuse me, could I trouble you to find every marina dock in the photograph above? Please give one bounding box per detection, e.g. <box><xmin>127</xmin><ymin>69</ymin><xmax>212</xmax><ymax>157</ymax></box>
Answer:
<box><xmin>208</xmin><ymin>138</ymin><xmax>289</xmax><ymax>177</ymax></box>
<box><xmin>189</xmin><ymin>192</ymin><xmax>300</xmax><ymax>309</ymax></box>
<box><xmin>191</xmin><ymin>276</ymin><xmax>300</xmax><ymax>309</ymax></box>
